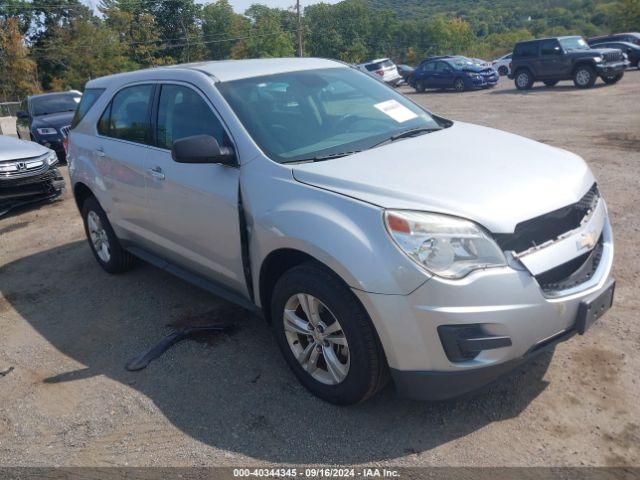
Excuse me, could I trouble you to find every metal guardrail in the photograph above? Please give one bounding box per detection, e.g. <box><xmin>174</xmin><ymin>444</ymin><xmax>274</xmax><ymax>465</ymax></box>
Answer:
<box><xmin>0</xmin><ymin>102</ymin><xmax>20</xmax><ymax>117</ymax></box>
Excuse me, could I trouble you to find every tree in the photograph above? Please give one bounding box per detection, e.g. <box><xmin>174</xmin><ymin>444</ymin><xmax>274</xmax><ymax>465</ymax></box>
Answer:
<box><xmin>201</xmin><ymin>0</ymin><xmax>250</xmax><ymax>60</ymax></box>
<box><xmin>0</xmin><ymin>17</ymin><xmax>40</xmax><ymax>101</ymax></box>
<box><xmin>614</xmin><ymin>0</ymin><xmax>640</xmax><ymax>30</ymax></box>
<box><xmin>243</xmin><ymin>6</ymin><xmax>295</xmax><ymax>58</ymax></box>
<box><xmin>100</xmin><ymin>0</ymin><xmax>170</xmax><ymax>67</ymax></box>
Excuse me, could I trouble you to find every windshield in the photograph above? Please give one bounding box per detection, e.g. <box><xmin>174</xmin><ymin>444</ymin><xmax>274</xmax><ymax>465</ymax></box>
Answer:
<box><xmin>559</xmin><ymin>37</ymin><xmax>590</xmax><ymax>51</ymax></box>
<box><xmin>31</xmin><ymin>93</ymin><xmax>81</xmax><ymax>116</ymax></box>
<box><xmin>217</xmin><ymin>67</ymin><xmax>443</xmax><ymax>163</ymax></box>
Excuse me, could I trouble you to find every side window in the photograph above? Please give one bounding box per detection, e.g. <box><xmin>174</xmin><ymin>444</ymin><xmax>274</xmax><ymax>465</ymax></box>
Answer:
<box><xmin>156</xmin><ymin>84</ymin><xmax>226</xmax><ymax>150</ymax></box>
<box><xmin>541</xmin><ymin>39</ymin><xmax>560</xmax><ymax>55</ymax></box>
<box><xmin>435</xmin><ymin>61</ymin><xmax>450</xmax><ymax>72</ymax></box>
<box><xmin>98</xmin><ymin>84</ymin><xmax>154</xmax><ymax>144</ymax></box>
<box><xmin>515</xmin><ymin>42</ymin><xmax>539</xmax><ymax>57</ymax></box>
<box><xmin>423</xmin><ymin>62</ymin><xmax>436</xmax><ymax>72</ymax></box>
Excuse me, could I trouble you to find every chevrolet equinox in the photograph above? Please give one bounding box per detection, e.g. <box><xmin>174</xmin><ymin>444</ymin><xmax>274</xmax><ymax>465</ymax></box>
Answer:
<box><xmin>68</xmin><ymin>58</ymin><xmax>615</xmax><ymax>405</ymax></box>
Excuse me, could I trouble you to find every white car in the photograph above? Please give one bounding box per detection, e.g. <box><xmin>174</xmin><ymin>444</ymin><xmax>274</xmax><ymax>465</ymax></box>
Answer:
<box><xmin>492</xmin><ymin>53</ymin><xmax>513</xmax><ymax>76</ymax></box>
<box><xmin>356</xmin><ymin>58</ymin><xmax>402</xmax><ymax>86</ymax></box>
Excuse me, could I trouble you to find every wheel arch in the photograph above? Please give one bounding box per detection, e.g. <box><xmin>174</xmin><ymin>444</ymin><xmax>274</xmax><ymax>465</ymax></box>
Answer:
<box><xmin>258</xmin><ymin>248</ymin><xmax>351</xmax><ymax>323</ymax></box>
<box><xmin>571</xmin><ymin>61</ymin><xmax>596</xmax><ymax>75</ymax></box>
<box><xmin>73</xmin><ymin>182</ymin><xmax>95</xmax><ymax>211</ymax></box>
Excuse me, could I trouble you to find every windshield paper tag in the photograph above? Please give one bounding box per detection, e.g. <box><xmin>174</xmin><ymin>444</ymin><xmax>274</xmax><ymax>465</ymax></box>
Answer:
<box><xmin>374</xmin><ymin>100</ymin><xmax>418</xmax><ymax>123</ymax></box>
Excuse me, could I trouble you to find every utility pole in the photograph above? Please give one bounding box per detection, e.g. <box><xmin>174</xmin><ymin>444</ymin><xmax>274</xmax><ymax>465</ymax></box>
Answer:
<box><xmin>296</xmin><ymin>0</ymin><xmax>303</xmax><ymax>57</ymax></box>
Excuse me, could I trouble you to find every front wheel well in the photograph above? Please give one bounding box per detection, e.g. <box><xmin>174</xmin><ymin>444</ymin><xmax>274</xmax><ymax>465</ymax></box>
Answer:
<box><xmin>572</xmin><ymin>62</ymin><xmax>595</xmax><ymax>74</ymax></box>
<box><xmin>73</xmin><ymin>182</ymin><xmax>94</xmax><ymax>211</ymax></box>
<box><xmin>259</xmin><ymin>249</ymin><xmax>344</xmax><ymax>323</ymax></box>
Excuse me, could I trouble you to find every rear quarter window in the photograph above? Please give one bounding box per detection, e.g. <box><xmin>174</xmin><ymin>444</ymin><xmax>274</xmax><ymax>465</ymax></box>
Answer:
<box><xmin>514</xmin><ymin>42</ymin><xmax>539</xmax><ymax>58</ymax></box>
<box><xmin>71</xmin><ymin>88</ymin><xmax>105</xmax><ymax>129</ymax></box>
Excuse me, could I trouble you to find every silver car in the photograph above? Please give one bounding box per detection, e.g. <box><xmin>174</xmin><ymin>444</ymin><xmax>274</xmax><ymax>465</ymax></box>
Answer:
<box><xmin>68</xmin><ymin>58</ymin><xmax>615</xmax><ymax>405</ymax></box>
<box><xmin>0</xmin><ymin>135</ymin><xmax>63</xmax><ymax>216</ymax></box>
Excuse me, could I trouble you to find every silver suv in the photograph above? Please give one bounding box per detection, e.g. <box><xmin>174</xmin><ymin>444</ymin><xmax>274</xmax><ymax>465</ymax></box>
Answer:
<box><xmin>68</xmin><ymin>58</ymin><xmax>615</xmax><ymax>405</ymax></box>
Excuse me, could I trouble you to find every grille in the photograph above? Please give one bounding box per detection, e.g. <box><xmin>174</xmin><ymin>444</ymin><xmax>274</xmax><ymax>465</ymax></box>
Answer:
<box><xmin>494</xmin><ymin>184</ymin><xmax>599</xmax><ymax>253</ymax></box>
<box><xmin>61</xmin><ymin>125</ymin><xmax>71</xmax><ymax>138</ymax></box>
<box><xmin>0</xmin><ymin>153</ymin><xmax>50</xmax><ymax>179</ymax></box>
<box><xmin>0</xmin><ymin>167</ymin><xmax>60</xmax><ymax>189</ymax></box>
<box><xmin>604</xmin><ymin>51</ymin><xmax>623</xmax><ymax>62</ymax></box>
<box><xmin>535</xmin><ymin>235</ymin><xmax>604</xmax><ymax>293</ymax></box>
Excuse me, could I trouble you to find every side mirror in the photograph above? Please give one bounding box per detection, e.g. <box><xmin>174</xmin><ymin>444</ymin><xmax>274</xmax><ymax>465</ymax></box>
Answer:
<box><xmin>16</xmin><ymin>110</ymin><xmax>28</xmax><ymax>119</ymax></box>
<box><xmin>171</xmin><ymin>134</ymin><xmax>236</xmax><ymax>166</ymax></box>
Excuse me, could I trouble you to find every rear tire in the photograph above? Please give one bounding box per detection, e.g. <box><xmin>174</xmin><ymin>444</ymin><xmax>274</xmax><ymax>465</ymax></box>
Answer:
<box><xmin>543</xmin><ymin>79</ymin><xmax>559</xmax><ymax>87</ymax></box>
<box><xmin>515</xmin><ymin>69</ymin><xmax>534</xmax><ymax>90</ymax></box>
<box><xmin>415</xmin><ymin>79</ymin><xmax>426</xmax><ymax>93</ymax></box>
<box><xmin>602</xmin><ymin>72</ymin><xmax>623</xmax><ymax>84</ymax></box>
<box><xmin>271</xmin><ymin>262</ymin><xmax>389</xmax><ymax>405</ymax></box>
<box><xmin>81</xmin><ymin>196</ymin><xmax>135</xmax><ymax>274</ymax></box>
<box><xmin>573</xmin><ymin>65</ymin><xmax>597</xmax><ymax>88</ymax></box>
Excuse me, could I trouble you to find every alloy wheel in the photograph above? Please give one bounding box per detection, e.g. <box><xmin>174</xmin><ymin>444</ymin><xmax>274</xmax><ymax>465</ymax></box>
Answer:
<box><xmin>87</xmin><ymin>210</ymin><xmax>111</xmax><ymax>263</ymax></box>
<box><xmin>516</xmin><ymin>72</ymin><xmax>529</xmax><ymax>88</ymax></box>
<box><xmin>454</xmin><ymin>79</ymin><xmax>465</xmax><ymax>91</ymax></box>
<box><xmin>576</xmin><ymin>69</ymin><xmax>591</xmax><ymax>86</ymax></box>
<box><xmin>282</xmin><ymin>293</ymin><xmax>350</xmax><ymax>385</ymax></box>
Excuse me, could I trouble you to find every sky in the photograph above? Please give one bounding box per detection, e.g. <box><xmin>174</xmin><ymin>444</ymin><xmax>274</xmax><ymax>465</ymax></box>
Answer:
<box><xmin>81</xmin><ymin>0</ymin><xmax>340</xmax><ymax>14</ymax></box>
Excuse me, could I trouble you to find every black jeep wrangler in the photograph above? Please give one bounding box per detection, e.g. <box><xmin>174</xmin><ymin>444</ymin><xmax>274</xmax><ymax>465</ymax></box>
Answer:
<box><xmin>509</xmin><ymin>36</ymin><xmax>629</xmax><ymax>89</ymax></box>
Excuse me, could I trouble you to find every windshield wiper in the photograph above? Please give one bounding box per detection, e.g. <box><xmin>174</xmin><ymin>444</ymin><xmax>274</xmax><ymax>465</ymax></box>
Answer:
<box><xmin>372</xmin><ymin>127</ymin><xmax>442</xmax><ymax>148</ymax></box>
<box><xmin>286</xmin><ymin>150</ymin><xmax>361</xmax><ymax>164</ymax></box>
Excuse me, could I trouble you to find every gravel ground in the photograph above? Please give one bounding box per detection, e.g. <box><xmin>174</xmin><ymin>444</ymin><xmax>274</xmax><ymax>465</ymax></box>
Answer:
<box><xmin>0</xmin><ymin>72</ymin><xmax>639</xmax><ymax>468</ymax></box>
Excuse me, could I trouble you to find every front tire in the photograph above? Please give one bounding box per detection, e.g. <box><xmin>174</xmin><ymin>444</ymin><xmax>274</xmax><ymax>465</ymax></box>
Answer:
<box><xmin>602</xmin><ymin>72</ymin><xmax>623</xmax><ymax>84</ymax></box>
<box><xmin>81</xmin><ymin>196</ymin><xmax>135</xmax><ymax>274</ymax></box>
<box><xmin>453</xmin><ymin>78</ymin><xmax>466</xmax><ymax>92</ymax></box>
<box><xmin>498</xmin><ymin>66</ymin><xmax>508</xmax><ymax>76</ymax></box>
<box><xmin>573</xmin><ymin>65</ymin><xmax>597</xmax><ymax>88</ymax></box>
<box><xmin>271</xmin><ymin>262</ymin><xmax>388</xmax><ymax>405</ymax></box>
<box><xmin>515</xmin><ymin>69</ymin><xmax>534</xmax><ymax>90</ymax></box>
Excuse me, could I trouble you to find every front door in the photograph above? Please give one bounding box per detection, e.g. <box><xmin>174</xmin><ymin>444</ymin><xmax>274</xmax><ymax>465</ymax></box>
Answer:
<box><xmin>538</xmin><ymin>39</ymin><xmax>565</xmax><ymax>78</ymax></box>
<box><xmin>144</xmin><ymin>82</ymin><xmax>247</xmax><ymax>296</ymax></box>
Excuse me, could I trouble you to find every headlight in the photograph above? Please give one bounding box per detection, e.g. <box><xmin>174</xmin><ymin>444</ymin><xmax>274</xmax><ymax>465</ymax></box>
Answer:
<box><xmin>384</xmin><ymin>210</ymin><xmax>507</xmax><ymax>279</ymax></box>
<box><xmin>36</xmin><ymin>127</ymin><xmax>58</xmax><ymax>135</ymax></box>
<box><xmin>45</xmin><ymin>151</ymin><xmax>58</xmax><ymax>166</ymax></box>
<box><xmin>593</xmin><ymin>56</ymin><xmax>603</xmax><ymax>62</ymax></box>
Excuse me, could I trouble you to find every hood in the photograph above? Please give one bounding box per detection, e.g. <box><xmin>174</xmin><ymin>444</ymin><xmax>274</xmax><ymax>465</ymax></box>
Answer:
<box><xmin>292</xmin><ymin>122</ymin><xmax>595</xmax><ymax>233</ymax></box>
<box><xmin>583</xmin><ymin>47</ymin><xmax>620</xmax><ymax>56</ymax></box>
<box><xmin>0</xmin><ymin>135</ymin><xmax>50</xmax><ymax>162</ymax></box>
<box><xmin>31</xmin><ymin>111</ymin><xmax>74</xmax><ymax>130</ymax></box>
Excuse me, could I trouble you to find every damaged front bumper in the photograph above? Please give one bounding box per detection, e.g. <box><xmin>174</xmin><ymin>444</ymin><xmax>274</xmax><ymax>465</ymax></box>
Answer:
<box><xmin>0</xmin><ymin>167</ymin><xmax>65</xmax><ymax>216</ymax></box>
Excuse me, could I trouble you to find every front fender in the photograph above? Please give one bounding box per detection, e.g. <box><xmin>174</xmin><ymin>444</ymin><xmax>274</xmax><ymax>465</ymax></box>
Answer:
<box><xmin>244</xmin><ymin>166</ymin><xmax>429</xmax><ymax>303</ymax></box>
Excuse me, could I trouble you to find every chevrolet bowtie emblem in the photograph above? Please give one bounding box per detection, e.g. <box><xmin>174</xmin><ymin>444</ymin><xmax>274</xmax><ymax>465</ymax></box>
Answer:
<box><xmin>577</xmin><ymin>230</ymin><xmax>598</xmax><ymax>251</ymax></box>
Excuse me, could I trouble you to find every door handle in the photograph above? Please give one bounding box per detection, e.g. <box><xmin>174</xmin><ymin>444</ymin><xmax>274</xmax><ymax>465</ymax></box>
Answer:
<box><xmin>148</xmin><ymin>166</ymin><xmax>165</xmax><ymax>181</ymax></box>
<box><xmin>94</xmin><ymin>147</ymin><xmax>105</xmax><ymax>158</ymax></box>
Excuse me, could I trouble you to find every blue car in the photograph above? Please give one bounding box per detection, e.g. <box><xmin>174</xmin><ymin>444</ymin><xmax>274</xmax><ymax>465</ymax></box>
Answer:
<box><xmin>409</xmin><ymin>56</ymin><xmax>499</xmax><ymax>92</ymax></box>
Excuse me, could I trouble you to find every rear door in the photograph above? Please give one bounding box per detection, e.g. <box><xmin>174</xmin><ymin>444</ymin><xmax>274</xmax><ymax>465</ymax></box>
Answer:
<box><xmin>144</xmin><ymin>82</ymin><xmax>247</xmax><ymax>296</ymax></box>
<box><xmin>93</xmin><ymin>83</ymin><xmax>155</xmax><ymax>242</ymax></box>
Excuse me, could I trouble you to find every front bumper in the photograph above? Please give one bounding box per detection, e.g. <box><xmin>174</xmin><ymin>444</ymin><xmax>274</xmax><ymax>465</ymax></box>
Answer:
<box><xmin>354</xmin><ymin>215</ymin><xmax>614</xmax><ymax>401</ymax></box>
<box><xmin>0</xmin><ymin>167</ymin><xmax>64</xmax><ymax>215</ymax></box>
<box><xmin>596</xmin><ymin>60</ymin><xmax>630</xmax><ymax>75</ymax></box>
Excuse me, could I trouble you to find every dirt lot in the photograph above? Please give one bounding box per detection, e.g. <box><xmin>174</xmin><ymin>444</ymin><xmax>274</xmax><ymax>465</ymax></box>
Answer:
<box><xmin>1</xmin><ymin>73</ymin><xmax>639</xmax><ymax>468</ymax></box>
